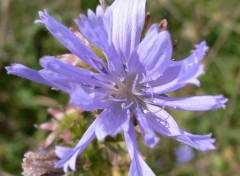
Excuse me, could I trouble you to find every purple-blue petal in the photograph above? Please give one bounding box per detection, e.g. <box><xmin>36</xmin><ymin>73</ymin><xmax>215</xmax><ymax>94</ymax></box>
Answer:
<box><xmin>137</xmin><ymin>24</ymin><xmax>172</xmax><ymax>81</ymax></box>
<box><xmin>150</xmin><ymin>41</ymin><xmax>208</xmax><ymax>94</ymax></box>
<box><xmin>5</xmin><ymin>64</ymin><xmax>53</xmax><ymax>86</ymax></box>
<box><xmin>152</xmin><ymin>95</ymin><xmax>228</xmax><ymax>111</ymax></box>
<box><xmin>40</xmin><ymin>56</ymin><xmax>101</xmax><ymax>86</ymax></box>
<box><xmin>75</xmin><ymin>6</ymin><xmax>109</xmax><ymax>56</ymax></box>
<box><xmin>39</xmin><ymin>69</ymin><xmax>73</xmax><ymax>92</ymax></box>
<box><xmin>134</xmin><ymin>107</ymin><xmax>159</xmax><ymax>148</ymax></box>
<box><xmin>36</xmin><ymin>10</ymin><xmax>106</xmax><ymax>72</ymax></box>
<box><xmin>111</xmin><ymin>0</ymin><xmax>146</xmax><ymax>60</ymax></box>
<box><xmin>69</xmin><ymin>85</ymin><xmax>107</xmax><ymax>111</ymax></box>
<box><xmin>175</xmin><ymin>131</ymin><xmax>216</xmax><ymax>151</ymax></box>
<box><xmin>75</xmin><ymin>6</ymin><xmax>125</xmax><ymax>75</ymax></box>
<box><xmin>95</xmin><ymin>104</ymin><xmax>130</xmax><ymax>141</ymax></box>
<box><xmin>146</xmin><ymin>105</ymin><xmax>216</xmax><ymax>151</ymax></box>
<box><xmin>124</xmin><ymin>121</ymin><xmax>155</xmax><ymax>176</ymax></box>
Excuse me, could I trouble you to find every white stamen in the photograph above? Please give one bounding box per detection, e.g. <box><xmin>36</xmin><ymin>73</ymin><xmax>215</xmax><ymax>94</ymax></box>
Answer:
<box><xmin>119</xmin><ymin>77</ymin><xmax>125</xmax><ymax>82</ymax></box>
<box><xmin>121</xmin><ymin>102</ymin><xmax>134</xmax><ymax>109</ymax></box>
<box><xmin>143</xmin><ymin>83</ymin><xmax>150</xmax><ymax>88</ymax></box>
<box><xmin>132</xmin><ymin>74</ymin><xmax>139</xmax><ymax>92</ymax></box>
<box><xmin>143</xmin><ymin>109</ymin><xmax>149</xmax><ymax>114</ymax></box>
<box><xmin>121</xmin><ymin>103</ymin><xmax>126</xmax><ymax>109</ymax></box>
<box><xmin>109</xmin><ymin>96</ymin><xmax>126</xmax><ymax>102</ymax></box>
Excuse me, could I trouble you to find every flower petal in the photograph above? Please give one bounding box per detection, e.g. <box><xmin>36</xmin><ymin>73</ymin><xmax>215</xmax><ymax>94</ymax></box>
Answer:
<box><xmin>95</xmin><ymin>104</ymin><xmax>130</xmax><ymax>141</ymax></box>
<box><xmin>39</xmin><ymin>69</ymin><xmax>74</xmax><ymax>92</ymax></box>
<box><xmin>150</xmin><ymin>41</ymin><xmax>208</xmax><ymax>94</ymax></box>
<box><xmin>137</xmin><ymin>24</ymin><xmax>172</xmax><ymax>81</ymax></box>
<box><xmin>111</xmin><ymin>0</ymin><xmax>146</xmax><ymax>60</ymax></box>
<box><xmin>36</xmin><ymin>10</ymin><xmax>106</xmax><ymax>72</ymax></box>
<box><xmin>175</xmin><ymin>131</ymin><xmax>216</xmax><ymax>152</ymax></box>
<box><xmin>75</xmin><ymin>6</ymin><xmax>125</xmax><ymax>75</ymax></box>
<box><xmin>5</xmin><ymin>64</ymin><xmax>53</xmax><ymax>86</ymax></box>
<box><xmin>40</xmin><ymin>56</ymin><xmax>100</xmax><ymax>86</ymax></box>
<box><xmin>76</xmin><ymin>6</ymin><xmax>109</xmax><ymax>56</ymax></box>
<box><xmin>124</xmin><ymin>121</ymin><xmax>155</xmax><ymax>176</ymax></box>
<box><xmin>40</xmin><ymin>56</ymin><xmax>119</xmax><ymax>91</ymax></box>
<box><xmin>152</xmin><ymin>95</ymin><xmax>228</xmax><ymax>111</ymax></box>
<box><xmin>55</xmin><ymin>117</ymin><xmax>99</xmax><ymax>173</ymax></box>
<box><xmin>134</xmin><ymin>107</ymin><xmax>159</xmax><ymax>148</ymax></box>
<box><xmin>146</xmin><ymin>105</ymin><xmax>215</xmax><ymax>151</ymax></box>
<box><xmin>69</xmin><ymin>85</ymin><xmax>107</xmax><ymax>111</ymax></box>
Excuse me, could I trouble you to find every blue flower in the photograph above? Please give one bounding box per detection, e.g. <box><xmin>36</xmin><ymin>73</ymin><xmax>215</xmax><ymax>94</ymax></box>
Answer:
<box><xmin>175</xmin><ymin>144</ymin><xmax>194</xmax><ymax>164</ymax></box>
<box><xmin>6</xmin><ymin>0</ymin><xmax>228</xmax><ymax>175</ymax></box>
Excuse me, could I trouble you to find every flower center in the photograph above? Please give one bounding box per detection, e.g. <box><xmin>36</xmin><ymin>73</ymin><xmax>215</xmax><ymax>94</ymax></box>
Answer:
<box><xmin>105</xmin><ymin>72</ymin><xmax>153</xmax><ymax>111</ymax></box>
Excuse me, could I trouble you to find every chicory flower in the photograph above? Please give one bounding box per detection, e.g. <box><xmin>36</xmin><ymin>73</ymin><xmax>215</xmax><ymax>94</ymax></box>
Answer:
<box><xmin>6</xmin><ymin>0</ymin><xmax>227</xmax><ymax>175</ymax></box>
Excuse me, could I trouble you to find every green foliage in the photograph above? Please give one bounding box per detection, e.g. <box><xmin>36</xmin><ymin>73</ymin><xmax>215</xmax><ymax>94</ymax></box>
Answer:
<box><xmin>0</xmin><ymin>0</ymin><xmax>240</xmax><ymax>175</ymax></box>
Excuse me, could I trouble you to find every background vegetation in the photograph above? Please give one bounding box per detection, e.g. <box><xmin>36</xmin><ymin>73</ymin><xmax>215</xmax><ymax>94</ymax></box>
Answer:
<box><xmin>0</xmin><ymin>0</ymin><xmax>239</xmax><ymax>175</ymax></box>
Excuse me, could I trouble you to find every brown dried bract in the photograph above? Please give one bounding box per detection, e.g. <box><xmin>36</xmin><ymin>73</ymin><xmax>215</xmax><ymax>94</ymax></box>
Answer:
<box><xmin>159</xmin><ymin>19</ymin><xmax>168</xmax><ymax>32</ymax></box>
<box><xmin>70</xmin><ymin>27</ymin><xmax>91</xmax><ymax>48</ymax></box>
<box><xmin>56</xmin><ymin>53</ymin><xmax>81</xmax><ymax>66</ymax></box>
<box><xmin>99</xmin><ymin>0</ymin><xmax>107</xmax><ymax>11</ymax></box>
<box><xmin>145</xmin><ymin>12</ymin><xmax>152</xmax><ymax>32</ymax></box>
<box><xmin>22</xmin><ymin>150</ymin><xmax>64</xmax><ymax>176</ymax></box>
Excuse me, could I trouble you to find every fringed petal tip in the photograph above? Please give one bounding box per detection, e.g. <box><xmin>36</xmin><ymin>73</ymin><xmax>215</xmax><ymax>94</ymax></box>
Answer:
<box><xmin>34</xmin><ymin>10</ymin><xmax>49</xmax><ymax>24</ymax></box>
<box><xmin>203</xmin><ymin>133</ymin><xmax>216</xmax><ymax>149</ymax></box>
<box><xmin>5</xmin><ymin>65</ymin><xmax>14</xmax><ymax>74</ymax></box>
<box><xmin>194</xmin><ymin>41</ymin><xmax>209</xmax><ymax>53</ymax></box>
<box><xmin>55</xmin><ymin>146</ymin><xmax>78</xmax><ymax>173</ymax></box>
<box><xmin>181</xmin><ymin>132</ymin><xmax>216</xmax><ymax>152</ymax></box>
<box><xmin>198</xmin><ymin>139</ymin><xmax>216</xmax><ymax>152</ymax></box>
<box><xmin>55</xmin><ymin>119</ymin><xmax>97</xmax><ymax>174</ymax></box>
<box><xmin>5</xmin><ymin>64</ymin><xmax>24</xmax><ymax>74</ymax></box>
<box><xmin>185</xmin><ymin>64</ymin><xmax>205</xmax><ymax>86</ymax></box>
<box><xmin>216</xmin><ymin>95</ymin><xmax>228</xmax><ymax>109</ymax></box>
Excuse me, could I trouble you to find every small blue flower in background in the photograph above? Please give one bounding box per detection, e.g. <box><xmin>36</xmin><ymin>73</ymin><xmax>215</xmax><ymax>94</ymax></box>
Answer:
<box><xmin>175</xmin><ymin>144</ymin><xmax>194</xmax><ymax>164</ymax></box>
<box><xmin>6</xmin><ymin>0</ymin><xmax>228</xmax><ymax>175</ymax></box>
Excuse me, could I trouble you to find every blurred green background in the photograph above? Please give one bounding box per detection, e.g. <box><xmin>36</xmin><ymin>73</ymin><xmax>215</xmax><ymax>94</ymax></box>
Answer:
<box><xmin>0</xmin><ymin>0</ymin><xmax>240</xmax><ymax>175</ymax></box>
